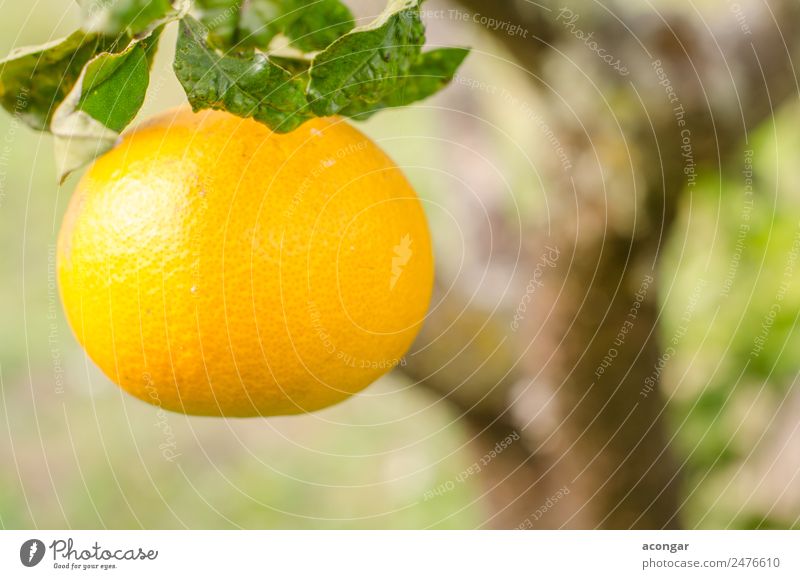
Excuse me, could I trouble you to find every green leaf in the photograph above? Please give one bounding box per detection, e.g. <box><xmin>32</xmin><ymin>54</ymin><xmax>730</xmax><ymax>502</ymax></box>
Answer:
<box><xmin>173</xmin><ymin>15</ymin><xmax>312</xmax><ymax>132</ymax></box>
<box><xmin>0</xmin><ymin>31</ymin><xmax>123</xmax><ymax>131</ymax></box>
<box><xmin>282</xmin><ymin>0</ymin><xmax>355</xmax><ymax>52</ymax></box>
<box><xmin>195</xmin><ymin>0</ymin><xmax>354</xmax><ymax>53</ymax></box>
<box><xmin>269</xmin><ymin>54</ymin><xmax>313</xmax><ymax>76</ymax></box>
<box><xmin>77</xmin><ymin>29</ymin><xmax>161</xmax><ymax>132</ymax></box>
<box><xmin>341</xmin><ymin>47</ymin><xmax>470</xmax><ymax>118</ymax></box>
<box><xmin>52</xmin><ymin>30</ymin><xmax>162</xmax><ymax>182</ymax></box>
<box><xmin>194</xmin><ymin>0</ymin><xmax>243</xmax><ymax>50</ymax></box>
<box><xmin>308</xmin><ymin>0</ymin><xmax>425</xmax><ymax>117</ymax></box>
<box><xmin>78</xmin><ymin>0</ymin><xmax>174</xmax><ymax>36</ymax></box>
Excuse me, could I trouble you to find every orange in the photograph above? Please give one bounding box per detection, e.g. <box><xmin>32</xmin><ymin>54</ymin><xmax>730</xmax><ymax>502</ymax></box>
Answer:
<box><xmin>57</xmin><ymin>107</ymin><xmax>434</xmax><ymax>417</ymax></box>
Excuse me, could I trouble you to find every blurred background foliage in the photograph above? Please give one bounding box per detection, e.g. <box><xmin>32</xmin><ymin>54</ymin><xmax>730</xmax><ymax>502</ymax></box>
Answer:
<box><xmin>1</xmin><ymin>0</ymin><xmax>799</xmax><ymax>528</ymax></box>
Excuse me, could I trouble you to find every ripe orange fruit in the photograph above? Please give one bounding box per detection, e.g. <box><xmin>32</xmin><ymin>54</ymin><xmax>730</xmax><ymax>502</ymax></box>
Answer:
<box><xmin>57</xmin><ymin>107</ymin><xmax>434</xmax><ymax>417</ymax></box>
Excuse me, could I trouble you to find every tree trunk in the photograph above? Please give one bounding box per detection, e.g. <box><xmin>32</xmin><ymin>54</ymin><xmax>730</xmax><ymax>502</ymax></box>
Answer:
<box><xmin>506</xmin><ymin>236</ymin><xmax>680</xmax><ymax>528</ymax></box>
<box><xmin>403</xmin><ymin>0</ymin><xmax>800</xmax><ymax>528</ymax></box>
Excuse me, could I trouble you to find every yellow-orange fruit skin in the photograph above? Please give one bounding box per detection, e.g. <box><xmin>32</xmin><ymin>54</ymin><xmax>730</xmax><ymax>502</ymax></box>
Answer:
<box><xmin>57</xmin><ymin>108</ymin><xmax>434</xmax><ymax>417</ymax></box>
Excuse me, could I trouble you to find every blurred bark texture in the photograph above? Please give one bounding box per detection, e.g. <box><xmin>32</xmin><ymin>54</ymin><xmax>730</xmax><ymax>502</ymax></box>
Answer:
<box><xmin>403</xmin><ymin>0</ymin><xmax>800</xmax><ymax>528</ymax></box>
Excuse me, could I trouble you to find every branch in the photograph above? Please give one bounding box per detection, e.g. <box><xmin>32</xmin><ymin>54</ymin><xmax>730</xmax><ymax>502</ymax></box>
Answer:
<box><xmin>399</xmin><ymin>286</ymin><xmax>520</xmax><ymax>425</ymax></box>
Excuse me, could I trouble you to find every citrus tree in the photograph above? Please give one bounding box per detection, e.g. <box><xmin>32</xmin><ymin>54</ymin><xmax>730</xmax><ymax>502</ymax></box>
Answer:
<box><xmin>0</xmin><ymin>5</ymin><xmax>468</xmax><ymax>461</ymax></box>
<box><xmin>0</xmin><ymin>0</ymin><xmax>468</xmax><ymax>180</ymax></box>
<box><xmin>3</xmin><ymin>0</ymin><xmax>800</xmax><ymax>530</ymax></box>
<box><xmin>399</xmin><ymin>0</ymin><xmax>800</xmax><ymax>529</ymax></box>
